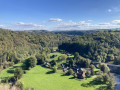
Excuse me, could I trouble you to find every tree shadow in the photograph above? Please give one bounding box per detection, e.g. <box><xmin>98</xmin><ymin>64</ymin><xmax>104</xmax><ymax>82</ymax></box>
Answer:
<box><xmin>61</xmin><ymin>74</ymin><xmax>69</xmax><ymax>76</ymax></box>
<box><xmin>46</xmin><ymin>71</ymin><xmax>54</xmax><ymax>74</ymax></box>
<box><xmin>6</xmin><ymin>64</ymin><xmax>26</xmax><ymax>74</ymax></box>
<box><xmin>81</xmin><ymin>79</ymin><xmax>103</xmax><ymax>87</ymax></box>
<box><xmin>69</xmin><ymin>77</ymin><xmax>75</xmax><ymax>79</ymax></box>
<box><xmin>96</xmin><ymin>86</ymin><xmax>107</xmax><ymax>90</ymax></box>
<box><xmin>7</xmin><ymin>69</ymin><xmax>14</xmax><ymax>73</ymax></box>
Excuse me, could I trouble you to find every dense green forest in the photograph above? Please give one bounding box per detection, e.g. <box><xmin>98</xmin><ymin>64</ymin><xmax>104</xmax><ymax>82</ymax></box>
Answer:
<box><xmin>0</xmin><ymin>28</ymin><xmax>119</xmax><ymax>90</ymax></box>
<box><xmin>1</xmin><ymin>28</ymin><xmax>120</xmax><ymax>71</ymax></box>
<box><xmin>59</xmin><ymin>31</ymin><xmax>120</xmax><ymax>65</ymax></box>
<box><xmin>1</xmin><ymin>29</ymin><xmax>120</xmax><ymax>69</ymax></box>
<box><xmin>0</xmin><ymin>28</ymin><xmax>71</xmax><ymax>70</ymax></box>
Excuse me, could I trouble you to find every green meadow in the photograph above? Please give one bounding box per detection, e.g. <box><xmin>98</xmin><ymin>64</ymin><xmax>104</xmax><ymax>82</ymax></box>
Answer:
<box><xmin>0</xmin><ymin>63</ymin><xmax>106</xmax><ymax>90</ymax></box>
<box><xmin>0</xmin><ymin>52</ymin><xmax>106</xmax><ymax>90</ymax></box>
<box><xmin>20</xmin><ymin>65</ymin><xmax>103</xmax><ymax>90</ymax></box>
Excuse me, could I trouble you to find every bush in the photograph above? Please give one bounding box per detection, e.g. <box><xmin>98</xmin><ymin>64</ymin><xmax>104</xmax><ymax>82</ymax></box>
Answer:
<box><xmin>50</xmin><ymin>60</ymin><xmax>56</xmax><ymax>67</ymax></box>
<box><xmin>14</xmin><ymin>67</ymin><xmax>23</xmax><ymax>80</ymax></box>
<box><xmin>68</xmin><ymin>69</ymin><xmax>74</xmax><ymax>75</ymax></box>
<box><xmin>25</xmin><ymin>57</ymin><xmax>37</xmax><ymax>69</ymax></box>
<box><xmin>15</xmin><ymin>81</ymin><xmax>23</xmax><ymax>90</ymax></box>
<box><xmin>24</xmin><ymin>70</ymin><xmax>27</xmax><ymax>74</ymax></box>
<box><xmin>73</xmin><ymin>74</ymin><xmax>77</xmax><ymax>78</ymax></box>
<box><xmin>53</xmin><ymin>67</ymin><xmax>57</xmax><ymax>73</ymax></box>
<box><xmin>100</xmin><ymin>63</ymin><xmax>110</xmax><ymax>73</ymax></box>
<box><xmin>86</xmin><ymin>71</ymin><xmax>91</xmax><ymax>77</ymax></box>
<box><xmin>9</xmin><ymin>76</ymin><xmax>15</xmax><ymax>83</ymax></box>
<box><xmin>36</xmin><ymin>54</ymin><xmax>46</xmax><ymax>65</ymax></box>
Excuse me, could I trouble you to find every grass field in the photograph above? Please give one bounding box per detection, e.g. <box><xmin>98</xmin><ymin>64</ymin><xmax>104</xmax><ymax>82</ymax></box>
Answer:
<box><xmin>47</xmin><ymin>52</ymin><xmax>65</xmax><ymax>61</ymax></box>
<box><xmin>20</xmin><ymin>65</ymin><xmax>105</xmax><ymax>90</ymax></box>
<box><xmin>0</xmin><ymin>63</ymin><xmax>23</xmax><ymax>79</ymax></box>
<box><xmin>0</xmin><ymin>52</ymin><xmax>106</xmax><ymax>90</ymax></box>
<box><xmin>0</xmin><ymin>63</ymin><xmax>106</xmax><ymax>90</ymax></box>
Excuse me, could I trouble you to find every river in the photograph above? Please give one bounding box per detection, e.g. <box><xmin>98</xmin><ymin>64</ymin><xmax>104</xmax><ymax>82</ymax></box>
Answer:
<box><xmin>111</xmin><ymin>73</ymin><xmax>120</xmax><ymax>90</ymax></box>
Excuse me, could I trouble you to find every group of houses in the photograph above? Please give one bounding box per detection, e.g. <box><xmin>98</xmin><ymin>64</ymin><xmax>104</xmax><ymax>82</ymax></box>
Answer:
<box><xmin>61</xmin><ymin>64</ymin><xmax>91</xmax><ymax>79</ymax></box>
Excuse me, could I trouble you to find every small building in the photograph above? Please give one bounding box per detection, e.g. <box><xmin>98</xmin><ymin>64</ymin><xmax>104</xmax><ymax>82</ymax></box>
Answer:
<box><xmin>61</xmin><ymin>64</ymin><xmax>65</xmax><ymax>68</ymax></box>
<box><xmin>73</xmin><ymin>68</ymin><xmax>91</xmax><ymax>79</ymax></box>
<box><xmin>76</xmin><ymin>68</ymin><xmax>86</xmax><ymax>79</ymax></box>
<box><xmin>67</xmin><ymin>54</ymin><xmax>71</xmax><ymax>56</ymax></box>
<box><xmin>63</xmin><ymin>68</ymin><xmax>69</xmax><ymax>73</ymax></box>
<box><xmin>45</xmin><ymin>62</ymin><xmax>51</xmax><ymax>66</ymax></box>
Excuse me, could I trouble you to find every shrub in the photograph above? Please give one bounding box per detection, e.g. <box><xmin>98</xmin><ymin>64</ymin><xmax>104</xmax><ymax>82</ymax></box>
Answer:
<box><xmin>25</xmin><ymin>57</ymin><xmax>37</xmax><ymax>69</ymax></box>
<box><xmin>50</xmin><ymin>60</ymin><xmax>56</xmax><ymax>67</ymax></box>
<box><xmin>86</xmin><ymin>71</ymin><xmax>91</xmax><ymax>77</ymax></box>
<box><xmin>53</xmin><ymin>67</ymin><xmax>57</xmax><ymax>73</ymax></box>
<box><xmin>15</xmin><ymin>81</ymin><xmax>23</xmax><ymax>90</ymax></box>
<box><xmin>36</xmin><ymin>54</ymin><xmax>46</xmax><ymax>65</ymax></box>
<box><xmin>73</xmin><ymin>74</ymin><xmax>77</xmax><ymax>78</ymax></box>
<box><xmin>14</xmin><ymin>67</ymin><xmax>23</xmax><ymax>80</ymax></box>
<box><xmin>68</xmin><ymin>69</ymin><xmax>74</xmax><ymax>75</ymax></box>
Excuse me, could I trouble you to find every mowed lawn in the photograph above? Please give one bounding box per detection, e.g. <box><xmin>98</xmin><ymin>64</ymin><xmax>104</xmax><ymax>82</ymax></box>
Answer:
<box><xmin>20</xmin><ymin>65</ymin><xmax>102</xmax><ymax>90</ymax></box>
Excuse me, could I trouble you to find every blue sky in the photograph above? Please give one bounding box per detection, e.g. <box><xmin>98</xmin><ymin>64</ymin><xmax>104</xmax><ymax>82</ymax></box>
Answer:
<box><xmin>0</xmin><ymin>0</ymin><xmax>120</xmax><ymax>30</ymax></box>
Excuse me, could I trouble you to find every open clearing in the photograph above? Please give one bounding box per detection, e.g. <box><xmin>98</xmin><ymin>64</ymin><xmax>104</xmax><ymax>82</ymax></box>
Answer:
<box><xmin>20</xmin><ymin>65</ymin><xmax>103</xmax><ymax>90</ymax></box>
<box><xmin>0</xmin><ymin>52</ymin><xmax>106</xmax><ymax>90</ymax></box>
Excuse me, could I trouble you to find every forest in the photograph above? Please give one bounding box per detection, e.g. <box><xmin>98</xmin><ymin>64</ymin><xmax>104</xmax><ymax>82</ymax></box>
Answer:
<box><xmin>0</xmin><ymin>28</ymin><xmax>119</xmax><ymax>90</ymax></box>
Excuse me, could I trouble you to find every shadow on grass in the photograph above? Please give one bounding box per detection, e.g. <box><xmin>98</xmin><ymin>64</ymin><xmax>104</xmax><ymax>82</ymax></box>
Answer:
<box><xmin>96</xmin><ymin>86</ymin><xmax>107</xmax><ymax>90</ymax></box>
<box><xmin>81</xmin><ymin>79</ymin><xmax>107</xmax><ymax>90</ymax></box>
<box><xmin>7</xmin><ymin>69</ymin><xmax>14</xmax><ymax>73</ymax></box>
<box><xmin>6</xmin><ymin>63</ymin><xmax>27</xmax><ymax>74</ymax></box>
<box><xmin>61</xmin><ymin>74</ymin><xmax>69</xmax><ymax>76</ymax></box>
<box><xmin>46</xmin><ymin>71</ymin><xmax>54</xmax><ymax>74</ymax></box>
<box><xmin>69</xmin><ymin>77</ymin><xmax>75</xmax><ymax>79</ymax></box>
<box><xmin>81</xmin><ymin>79</ymin><xmax>103</xmax><ymax>87</ymax></box>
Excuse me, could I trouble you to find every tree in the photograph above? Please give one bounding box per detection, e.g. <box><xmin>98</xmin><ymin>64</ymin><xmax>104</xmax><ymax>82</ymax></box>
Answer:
<box><xmin>107</xmin><ymin>54</ymin><xmax>114</xmax><ymax>62</ymax></box>
<box><xmin>100</xmin><ymin>63</ymin><xmax>110</xmax><ymax>73</ymax></box>
<box><xmin>61</xmin><ymin>55</ymin><xmax>67</xmax><ymax>61</ymax></box>
<box><xmin>74</xmin><ymin>52</ymin><xmax>80</xmax><ymax>61</ymax></box>
<box><xmin>86</xmin><ymin>71</ymin><xmax>91</xmax><ymax>77</ymax></box>
<box><xmin>103</xmin><ymin>74</ymin><xmax>110</xmax><ymax>84</ymax></box>
<box><xmin>36</xmin><ymin>54</ymin><xmax>46</xmax><ymax>65</ymax></box>
<box><xmin>90</xmin><ymin>65</ymin><xmax>95</xmax><ymax>75</ymax></box>
<box><xmin>107</xmin><ymin>78</ymin><xmax>116</xmax><ymax>90</ymax></box>
<box><xmin>68</xmin><ymin>59</ymin><xmax>74</xmax><ymax>67</ymax></box>
<box><xmin>53</xmin><ymin>67</ymin><xmax>57</xmax><ymax>73</ymax></box>
<box><xmin>25</xmin><ymin>57</ymin><xmax>37</xmax><ymax>69</ymax></box>
<box><xmin>97</xmin><ymin>55</ymin><xmax>101</xmax><ymax>62</ymax></box>
<box><xmin>85</xmin><ymin>59</ymin><xmax>91</xmax><ymax>68</ymax></box>
<box><xmin>68</xmin><ymin>69</ymin><xmax>74</xmax><ymax>75</ymax></box>
<box><xmin>50</xmin><ymin>60</ymin><xmax>56</xmax><ymax>67</ymax></box>
<box><xmin>14</xmin><ymin>67</ymin><xmax>23</xmax><ymax>80</ymax></box>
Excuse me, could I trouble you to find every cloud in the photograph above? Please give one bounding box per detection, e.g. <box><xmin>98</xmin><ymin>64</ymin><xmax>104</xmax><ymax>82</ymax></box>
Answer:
<box><xmin>13</xmin><ymin>22</ymin><xmax>43</xmax><ymax>27</ymax></box>
<box><xmin>112</xmin><ymin>20</ymin><xmax>120</xmax><ymax>25</ymax></box>
<box><xmin>2</xmin><ymin>20</ymin><xmax>120</xmax><ymax>31</ymax></box>
<box><xmin>5</xmin><ymin>22</ymin><xmax>46</xmax><ymax>30</ymax></box>
<box><xmin>0</xmin><ymin>25</ymin><xmax>4</xmax><ymax>27</ymax></box>
<box><xmin>88</xmin><ymin>20</ymin><xmax>93</xmax><ymax>22</ymax></box>
<box><xmin>49</xmin><ymin>18</ymin><xmax>62</xmax><ymax>22</ymax></box>
<box><xmin>108</xmin><ymin>6</ymin><xmax>120</xmax><ymax>13</ymax></box>
<box><xmin>113</xmin><ymin>7</ymin><xmax>120</xmax><ymax>12</ymax></box>
<box><xmin>108</xmin><ymin>9</ymin><xmax>112</xmax><ymax>12</ymax></box>
<box><xmin>99</xmin><ymin>23</ymin><xmax>111</xmax><ymax>25</ymax></box>
<box><xmin>53</xmin><ymin>20</ymin><xmax>120</xmax><ymax>30</ymax></box>
<box><xmin>54</xmin><ymin>21</ymin><xmax>91</xmax><ymax>30</ymax></box>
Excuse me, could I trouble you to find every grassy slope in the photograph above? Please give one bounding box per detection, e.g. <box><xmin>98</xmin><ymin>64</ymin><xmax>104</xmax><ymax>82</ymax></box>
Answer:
<box><xmin>20</xmin><ymin>65</ymin><xmax>102</xmax><ymax>90</ymax></box>
<box><xmin>0</xmin><ymin>63</ymin><xmax>105</xmax><ymax>90</ymax></box>
<box><xmin>0</xmin><ymin>63</ymin><xmax>23</xmax><ymax>79</ymax></box>
<box><xmin>0</xmin><ymin>52</ymin><xmax>106</xmax><ymax>90</ymax></box>
<box><xmin>47</xmin><ymin>52</ymin><xmax>64</xmax><ymax>61</ymax></box>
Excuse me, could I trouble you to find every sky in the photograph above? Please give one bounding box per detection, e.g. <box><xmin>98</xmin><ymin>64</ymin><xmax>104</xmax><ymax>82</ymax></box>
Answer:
<box><xmin>0</xmin><ymin>0</ymin><xmax>120</xmax><ymax>31</ymax></box>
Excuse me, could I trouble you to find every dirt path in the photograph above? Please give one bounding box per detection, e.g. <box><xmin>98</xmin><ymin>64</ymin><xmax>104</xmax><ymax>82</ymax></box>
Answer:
<box><xmin>0</xmin><ymin>84</ymin><xmax>20</xmax><ymax>90</ymax></box>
